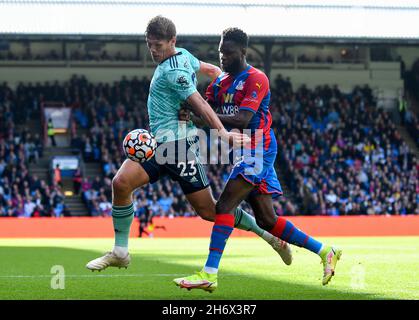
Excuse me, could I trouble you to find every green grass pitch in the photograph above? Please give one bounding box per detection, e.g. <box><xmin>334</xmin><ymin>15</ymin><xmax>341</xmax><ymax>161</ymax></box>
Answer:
<box><xmin>0</xmin><ymin>237</ymin><xmax>418</xmax><ymax>300</ymax></box>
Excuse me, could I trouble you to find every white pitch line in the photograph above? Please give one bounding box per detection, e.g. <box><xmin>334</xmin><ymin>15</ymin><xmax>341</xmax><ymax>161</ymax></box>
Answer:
<box><xmin>0</xmin><ymin>272</ymin><xmax>322</xmax><ymax>279</ymax></box>
<box><xmin>1</xmin><ymin>270</ymin><xmax>416</xmax><ymax>280</ymax></box>
<box><xmin>0</xmin><ymin>274</ymin><xmax>182</xmax><ymax>279</ymax></box>
<box><xmin>0</xmin><ymin>273</ymin><xmax>244</xmax><ymax>279</ymax></box>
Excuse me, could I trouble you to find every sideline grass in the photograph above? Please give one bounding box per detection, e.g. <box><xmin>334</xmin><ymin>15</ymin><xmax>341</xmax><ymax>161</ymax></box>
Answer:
<box><xmin>0</xmin><ymin>237</ymin><xmax>418</xmax><ymax>300</ymax></box>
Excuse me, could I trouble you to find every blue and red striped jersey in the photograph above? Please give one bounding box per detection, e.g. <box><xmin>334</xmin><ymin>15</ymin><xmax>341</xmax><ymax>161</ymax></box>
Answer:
<box><xmin>206</xmin><ymin>65</ymin><xmax>273</xmax><ymax>150</ymax></box>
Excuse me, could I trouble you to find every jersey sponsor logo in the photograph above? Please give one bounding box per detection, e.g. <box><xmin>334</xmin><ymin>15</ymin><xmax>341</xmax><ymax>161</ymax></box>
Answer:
<box><xmin>184</xmin><ymin>61</ymin><xmax>189</xmax><ymax>68</ymax></box>
<box><xmin>177</xmin><ymin>75</ymin><xmax>190</xmax><ymax>87</ymax></box>
<box><xmin>215</xmin><ymin>83</ymin><xmax>222</xmax><ymax>88</ymax></box>
<box><xmin>255</xmin><ymin>82</ymin><xmax>262</xmax><ymax>90</ymax></box>
<box><xmin>221</xmin><ymin>105</ymin><xmax>239</xmax><ymax>115</ymax></box>
<box><xmin>223</xmin><ymin>93</ymin><xmax>234</xmax><ymax>104</ymax></box>
<box><xmin>243</xmin><ymin>97</ymin><xmax>258</xmax><ymax>103</ymax></box>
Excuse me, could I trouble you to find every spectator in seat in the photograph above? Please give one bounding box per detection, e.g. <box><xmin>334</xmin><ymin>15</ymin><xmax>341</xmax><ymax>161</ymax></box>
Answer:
<box><xmin>53</xmin><ymin>164</ymin><xmax>62</xmax><ymax>188</ymax></box>
<box><xmin>98</xmin><ymin>195</ymin><xmax>112</xmax><ymax>217</ymax></box>
<box><xmin>73</xmin><ymin>168</ymin><xmax>82</xmax><ymax>195</ymax></box>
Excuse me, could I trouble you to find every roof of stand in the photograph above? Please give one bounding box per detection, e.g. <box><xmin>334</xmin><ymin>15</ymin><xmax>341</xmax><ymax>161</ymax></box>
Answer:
<box><xmin>1</xmin><ymin>0</ymin><xmax>419</xmax><ymax>42</ymax></box>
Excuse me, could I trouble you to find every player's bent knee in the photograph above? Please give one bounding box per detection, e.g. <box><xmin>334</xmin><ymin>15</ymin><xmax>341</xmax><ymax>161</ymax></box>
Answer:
<box><xmin>112</xmin><ymin>175</ymin><xmax>133</xmax><ymax>195</ymax></box>
<box><xmin>195</xmin><ymin>208</ymin><xmax>215</xmax><ymax>222</ymax></box>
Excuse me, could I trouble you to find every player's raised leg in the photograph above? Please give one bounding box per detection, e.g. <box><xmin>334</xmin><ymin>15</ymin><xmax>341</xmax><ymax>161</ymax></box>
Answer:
<box><xmin>86</xmin><ymin>159</ymin><xmax>150</xmax><ymax>271</ymax></box>
<box><xmin>185</xmin><ymin>186</ymin><xmax>292</xmax><ymax>265</ymax></box>
<box><xmin>174</xmin><ymin>176</ymin><xmax>253</xmax><ymax>291</ymax></box>
<box><xmin>247</xmin><ymin>193</ymin><xmax>342</xmax><ymax>285</ymax></box>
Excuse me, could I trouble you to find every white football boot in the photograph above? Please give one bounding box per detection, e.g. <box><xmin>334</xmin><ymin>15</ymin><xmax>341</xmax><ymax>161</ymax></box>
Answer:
<box><xmin>268</xmin><ymin>237</ymin><xmax>293</xmax><ymax>265</ymax></box>
<box><xmin>86</xmin><ymin>251</ymin><xmax>131</xmax><ymax>271</ymax></box>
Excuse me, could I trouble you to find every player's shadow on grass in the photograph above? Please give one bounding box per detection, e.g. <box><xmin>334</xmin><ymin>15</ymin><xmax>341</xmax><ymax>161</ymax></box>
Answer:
<box><xmin>0</xmin><ymin>246</ymin><xmax>395</xmax><ymax>300</ymax></box>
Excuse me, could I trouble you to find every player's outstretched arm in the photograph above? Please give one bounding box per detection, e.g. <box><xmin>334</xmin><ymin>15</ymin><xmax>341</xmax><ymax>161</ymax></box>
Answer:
<box><xmin>186</xmin><ymin>92</ymin><xmax>249</xmax><ymax>145</ymax></box>
<box><xmin>178</xmin><ymin>106</ymin><xmax>207</xmax><ymax>127</ymax></box>
<box><xmin>186</xmin><ymin>92</ymin><xmax>226</xmax><ymax>131</ymax></box>
<box><xmin>199</xmin><ymin>61</ymin><xmax>222</xmax><ymax>80</ymax></box>
<box><xmin>217</xmin><ymin>110</ymin><xmax>254</xmax><ymax>130</ymax></box>
<box><xmin>190</xmin><ymin>113</ymin><xmax>207</xmax><ymax>128</ymax></box>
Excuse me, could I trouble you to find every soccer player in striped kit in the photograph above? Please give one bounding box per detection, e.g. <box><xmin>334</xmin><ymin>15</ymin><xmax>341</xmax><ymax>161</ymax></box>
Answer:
<box><xmin>175</xmin><ymin>28</ymin><xmax>342</xmax><ymax>291</ymax></box>
<box><xmin>86</xmin><ymin>16</ymin><xmax>293</xmax><ymax>272</ymax></box>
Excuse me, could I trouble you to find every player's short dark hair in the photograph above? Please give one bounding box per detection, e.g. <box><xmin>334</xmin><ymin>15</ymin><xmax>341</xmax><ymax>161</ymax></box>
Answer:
<box><xmin>221</xmin><ymin>27</ymin><xmax>249</xmax><ymax>48</ymax></box>
<box><xmin>145</xmin><ymin>15</ymin><xmax>176</xmax><ymax>40</ymax></box>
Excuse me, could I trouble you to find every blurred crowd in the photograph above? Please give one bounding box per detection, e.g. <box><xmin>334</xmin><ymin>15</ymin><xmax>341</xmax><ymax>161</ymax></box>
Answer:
<box><xmin>404</xmin><ymin>110</ymin><xmax>419</xmax><ymax>147</ymax></box>
<box><xmin>66</xmin><ymin>74</ymin><xmax>417</xmax><ymax>216</ymax></box>
<box><xmin>1</xmin><ymin>73</ymin><xmax>418</xmax><ymax>217</ymax></box>
<box><xmin>65</xmin><ymin>75</ymin><xmax>295</xmax><ymax>217</ymax></box>
<box><xmin>0</xmin><ymin>83</ymin><xmax>71</xmax><ymax>217</ymax></box>
<box><xmin>272</xmin><ymin>75</ymin><xmax>418</xmax><ymax>215</ymax></box>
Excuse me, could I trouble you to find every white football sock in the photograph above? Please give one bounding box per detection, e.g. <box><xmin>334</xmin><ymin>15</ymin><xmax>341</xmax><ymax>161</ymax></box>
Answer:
<box><xmin>203</xmin><ymin>266</ymin><xmax>218</xmax><ymax>274</ymax></box>
<box><xmin>112</xmin><ymin>245</ymin><xmax>128</xmax><ymax>258</ymax></box>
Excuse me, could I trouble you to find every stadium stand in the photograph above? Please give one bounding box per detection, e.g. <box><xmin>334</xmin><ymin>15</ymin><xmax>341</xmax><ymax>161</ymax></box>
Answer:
<box><xmin>403</xmin><ymin>58</ymin><xmax>419</xmax><ymax>148</ymax></box>
<box><xmin>0</xmin><ymin>103</ymin><xmax>69</xmax><ymax>217</ymax></box>
<box><xmin>272</xmin><ymin>77</ymin><xmax>418</xmax><ymax>216</ymax></box>
<box><xmin>2</xmin><ymin>72</ymin><xmax>416</xmax><ymax>217</ymax></box>
<box><xmin>405</xmin><ymin>112</ymin><xmax>419</xmax><ymax>147</ymax></box>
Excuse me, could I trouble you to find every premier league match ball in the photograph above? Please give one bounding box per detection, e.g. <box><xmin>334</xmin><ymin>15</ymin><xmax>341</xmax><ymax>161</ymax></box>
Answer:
<box><xmin>123</xmin><ymin>129</ymin><xmax>157</xmax><ymax>163</ymax></box>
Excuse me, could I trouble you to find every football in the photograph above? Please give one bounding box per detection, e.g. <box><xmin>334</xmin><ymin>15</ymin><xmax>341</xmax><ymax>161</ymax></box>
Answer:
<box><xmin>122</xmin><ymin>129</ymin><xmax>157</xmax><ymax>163</ymax></box>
